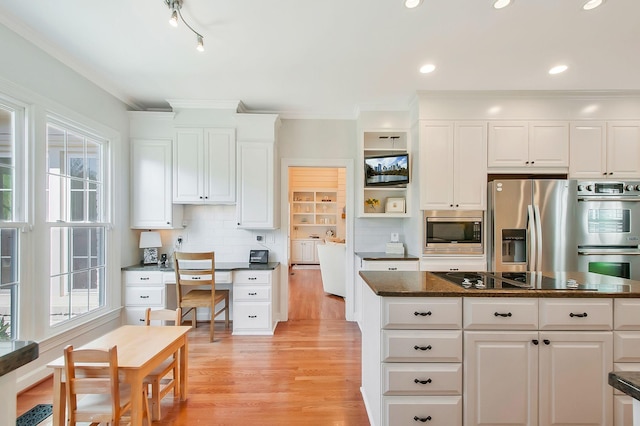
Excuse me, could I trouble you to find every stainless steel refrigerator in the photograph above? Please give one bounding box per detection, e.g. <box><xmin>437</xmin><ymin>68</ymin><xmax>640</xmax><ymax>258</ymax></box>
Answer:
<box><xmin>487</xmin><ymin>179</ymin><xmax>578</xmax><ymax>272</ymax></box>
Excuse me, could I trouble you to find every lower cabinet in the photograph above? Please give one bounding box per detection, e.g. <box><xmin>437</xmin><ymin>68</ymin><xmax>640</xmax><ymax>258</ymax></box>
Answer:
<box><xmin>290</xmin><ymin>239</ymin><xmax>319</xmax><ymax>264</ymax></box>
<box><xmin>123</xmin><ymin>270</ymin><xmax>165</xmax><ymax>325</ymax></box>
<box><xmin>232</xmin><ymin>266</ymin><xmax>280</xmax><ymax>335</ymax></box>
<box><xmin>613</xmin><ymin>299</ymin><xmax>640</xmax><ymax>426</ymax></box>
<box><xmin>463</xmin><ymin>297</ymin><xmax>613</xmax><ymax>426</ymax></box>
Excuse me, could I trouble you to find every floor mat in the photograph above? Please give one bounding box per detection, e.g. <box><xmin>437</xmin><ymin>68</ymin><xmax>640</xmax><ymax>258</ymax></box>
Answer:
<box><xmin>16</xmin><ymin>404</ymin><xmax>52</xmax><ymax>426</ymax></box>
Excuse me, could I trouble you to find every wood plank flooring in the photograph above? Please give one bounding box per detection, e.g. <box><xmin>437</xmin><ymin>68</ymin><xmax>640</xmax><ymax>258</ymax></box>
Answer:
<box><xmin>18</xmin><ymin>267</ymin><xmax>369</xmax><ymax>425</ymax></box>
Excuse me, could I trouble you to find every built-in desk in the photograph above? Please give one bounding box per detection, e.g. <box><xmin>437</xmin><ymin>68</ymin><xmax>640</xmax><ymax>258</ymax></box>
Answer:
<box><xmin>122</xmin><ymin>263</ymin><xmax>280</xmax><ymax>335</ymax></box>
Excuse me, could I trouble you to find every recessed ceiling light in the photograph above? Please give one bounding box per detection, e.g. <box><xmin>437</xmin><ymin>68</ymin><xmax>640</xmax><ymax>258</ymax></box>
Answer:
<box><xmin>549</xmin><ymin>65</ymin><xmax>568</xmax><ymax>75</ymax></box>
<box><xmin>583</xmin><ymin>0</ymin><xmax>604</xmax><ymax>10</ymax></box>
<box><xmin>404</xmin><ymin>0</ymin><xmax>423</xmax><ymax>8</ymax></box>
<box><xmin>493</xmin><ymin>0</ymin><xmax>512</xmax><ymax>9</ymax></box>
<box><xmin>419</xmin><ymin>64</ymin><xmax>436</xmax><ymax>74</ymax></box>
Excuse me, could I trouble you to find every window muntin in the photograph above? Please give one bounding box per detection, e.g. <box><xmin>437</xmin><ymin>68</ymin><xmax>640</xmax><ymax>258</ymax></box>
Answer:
<box><xmin>46</xmin><ymin>120</ymin><xmax>108</xmax><ymax>326</ymax></box>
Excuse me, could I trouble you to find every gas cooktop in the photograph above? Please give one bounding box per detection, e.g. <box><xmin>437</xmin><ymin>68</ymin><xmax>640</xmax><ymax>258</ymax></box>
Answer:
<box><xmin>432</xmin><ymin>271</ymin><xmax>605</xmax><ymax>291</ymax></box>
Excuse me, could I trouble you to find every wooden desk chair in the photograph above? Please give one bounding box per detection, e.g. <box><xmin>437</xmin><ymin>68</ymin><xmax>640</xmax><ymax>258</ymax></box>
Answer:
<box><xmin>143</xmin><ymin>307</ymin><xmax>182</xmax><ymax>420</ymax></box>
<box><xmin>63</xmin><ymin>344</ymin><xmax>150</xmax><ymax>426</ymax></box>
<box><xmin>174</xmin><ymin>251</ymin><xmax>230</xmax><ymax>342</ymax></box>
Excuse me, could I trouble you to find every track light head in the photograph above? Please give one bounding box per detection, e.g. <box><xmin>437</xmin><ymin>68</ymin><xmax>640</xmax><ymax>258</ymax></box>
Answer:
<box><xmin>169</xmin><ymin>10</ymin><xmax>178</xmax><ymax>27</ymax></box>
<box><xmin>196</xmin><ymin>35</ymin><xmax>204</xmax><ymax>52</ymax></box>
<box><xmin>164</xmin><ymin>0</ymin><xmax>205</xmax><ymax>52</ymax></box>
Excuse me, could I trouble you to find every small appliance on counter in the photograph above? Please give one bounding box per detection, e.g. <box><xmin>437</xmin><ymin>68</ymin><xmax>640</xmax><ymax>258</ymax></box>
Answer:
<box><xmin>249</xmin><ymin>249</ymin><xmax>269</xmax><ymax>264</ymax></box>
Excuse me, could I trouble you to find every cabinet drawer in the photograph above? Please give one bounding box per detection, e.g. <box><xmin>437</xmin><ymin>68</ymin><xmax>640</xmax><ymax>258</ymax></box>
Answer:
<box><xmin>125</xmin><ymin>271</ymin><xmax>163</xmax><ymax>285</ymax></box>
<box><xmin>383</xmin><ymin>363</ymin><xmax>462</xmax><ymax>396</ymax></box>
<box><xmin>232</xmin><ymin>303</ymin><xmax>271</xmax><ymax>330</ymax></box>
<box><xmin>125</xmin><ymin>287</ymin><xmax>164</xmax><ymax>306</ymax></box>
<box><xmin>539</xmin><ymin>298</ymin><xmax>612</xmax><ymax>330</ymax></box>
<box><xmin>384</xmin><ymin>396</ymin><xmax>462</xmax><ymax>426</ymax></box>
<box><xmin>233</xmin><ymin>271</ymin><xmax>270</xmax><ymax>285</ymax></box>
<box><xmin>614</xmin><ymin>299</ymin><xmax>640</xmax><ymax>330</ymax></box>
<box><xmin>124</xmin><ymin>307</ymin><xmax>150</xmax><ymax>325</ymax></box>
<box><xmin>362</xmin><ymin>260</ymin><xmax>419</xmax><ymax>271</ymax></box>
<box><xmin>614</xmin><ymin>332</ymin><xmax>640</xmax><ymax>362</ymax></box>
<box><xmin>382</xmin><ymin>330</ymin><xmax>462</xmax><ymax>362</ymax></box>
<box><xmin>383</xmin><ymin>298</ymin><xmax>462</xmax><ymax>329</ymax></box>
<box><xmin>234</xmin><ymin>286</ymin><xmax>270</xmax><ymax>302</ymax></box>
<box><xmin>463</xmin><ymin>298</ymin><xmax>538</xmax><ymax>330</ymax></box>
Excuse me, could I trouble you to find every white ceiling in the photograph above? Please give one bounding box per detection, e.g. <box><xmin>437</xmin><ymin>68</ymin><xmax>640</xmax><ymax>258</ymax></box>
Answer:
<box><xmin>0</xmin><ymin>0</ymin><xmax>639</xmax><ymax>119</ymax></box>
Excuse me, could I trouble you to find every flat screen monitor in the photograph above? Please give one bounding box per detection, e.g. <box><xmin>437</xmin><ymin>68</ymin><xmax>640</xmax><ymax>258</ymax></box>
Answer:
<box><xmin>364</xmin><ymin>153</ymin><xmax>409</xmax><ymax>187</ymax></box>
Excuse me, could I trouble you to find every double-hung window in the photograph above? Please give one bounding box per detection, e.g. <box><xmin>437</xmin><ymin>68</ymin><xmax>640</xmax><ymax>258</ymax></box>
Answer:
<box><xmin>46</xmin><ymin>118</ymin><xmax>108</xmax><ymax>325</ymax></box>
<box><xmin>0</xmin><ymin>99</ymin><xmax>24</xmax><ymax>341</ymax></box>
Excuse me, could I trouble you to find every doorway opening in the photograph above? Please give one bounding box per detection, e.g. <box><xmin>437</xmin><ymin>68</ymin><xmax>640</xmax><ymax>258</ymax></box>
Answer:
<box><xmin>280</xmin><ymin>160</ymin><xmax>354</xmax><ymax>323</ymax></box>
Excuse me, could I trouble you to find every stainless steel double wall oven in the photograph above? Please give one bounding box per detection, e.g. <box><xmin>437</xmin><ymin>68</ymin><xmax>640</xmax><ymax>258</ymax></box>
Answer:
<box><xmin>577</xmin><ymin>180</ymin><xmax>640</xmax><ymax>280</ymax></box>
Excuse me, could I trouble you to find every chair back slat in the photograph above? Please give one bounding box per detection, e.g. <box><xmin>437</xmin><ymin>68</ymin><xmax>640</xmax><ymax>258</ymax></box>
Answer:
<box><xmin>145</xmin><ymin>307</ymin><xmax>182</xmax><ymax>325</ymax></box>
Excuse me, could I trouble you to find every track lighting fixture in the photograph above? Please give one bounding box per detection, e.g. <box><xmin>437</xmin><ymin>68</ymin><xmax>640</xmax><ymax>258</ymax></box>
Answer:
<box><xmin>164</xmin><ymin>0</ymin><xmax>205</xmax><ymax>52</ymax></box>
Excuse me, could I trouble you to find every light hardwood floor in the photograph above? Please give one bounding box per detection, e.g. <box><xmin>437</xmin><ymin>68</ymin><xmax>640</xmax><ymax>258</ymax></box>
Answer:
<box><xmin>18</xmin><ymin>267</ymin><xmax>369</xmax><ymax>425</ymax></box>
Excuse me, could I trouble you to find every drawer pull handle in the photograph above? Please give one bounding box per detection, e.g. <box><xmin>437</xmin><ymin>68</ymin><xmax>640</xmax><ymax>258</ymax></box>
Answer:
<box><xmin>388</xmin><ymin>267</ymin><xmax>397</xmax><ymax>271</ymax></box>
<box><xmin>248</xmin><ymin>292</ymin><xmax>258</xmax><ymax>296</ymax></box>
<box><xmin>414</xmin><ymin>311</ymin><xmax>432</xmax><ymax>317</ymax></box>
<box><xmin>532</xmin><ymin>339</ymin><xmax>539</xmax><ymax>345</ymax></box>
<box><xmin>140</xmin><ymin>295</ymin><xmax>150</xmax><ymax>299</ymax></box>
<box><xmin>569</xmin><ymin>312</ymin><xmax>588</xmax><ymax>318</ymax></box>
<box><xmin>192</xmin><ymin>277</ymin><xmax>201</xmax><ymax>280</ymax></box>
<box><xmin>249</xmin><ymin>277</ymin><xmax>257</xmax><ymax>280</ymax></box>
<box><xmin>249</xmin><ymin>315</ymin><xmax>257</xmax><ymax>318</ymax></box>
<box><xmin>414</xmin><ymin>378</ymin><xmax>432</xmax><ymax>385</ymax></box>
<box><xmin>414</xmin><ymin>345</ymin><xmax>432</xmax><ymax>351</ymax></box>
<box><xmin>141</xmin><ymin>277</ymin><xmax>150</xmax><ymax>281</ymax></box>
<box><xmin>139</xmin><ymin>318</ymin><xmax>145</xmax><ymax>322</ymax></box>
<box><xmin>413</xmin><ymin>416</ymin><xmax>432</xmax><ymax>422</ymax></box>
<box><xmin>494</xmin><ymin>312</ymin><xmax>512</xmax><ymax>318</ymax></box>
<box><xmin>544</xmin><ymin>339</ymin><xmax>551</xmax><ymax>345</ymax></box>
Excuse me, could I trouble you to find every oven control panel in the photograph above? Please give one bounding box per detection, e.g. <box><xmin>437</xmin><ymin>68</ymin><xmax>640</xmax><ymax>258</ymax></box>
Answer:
<box><xmin>577</xmin><ymin>181</ymin><xmax>640</xmax><ymax>196</ymax></box>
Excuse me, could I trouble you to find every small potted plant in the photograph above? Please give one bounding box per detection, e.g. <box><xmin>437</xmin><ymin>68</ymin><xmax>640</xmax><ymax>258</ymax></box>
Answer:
<box><xmin>365</xmin><ymin>197</ymin><xmax>379</xmax><ymax>212</ymax></box>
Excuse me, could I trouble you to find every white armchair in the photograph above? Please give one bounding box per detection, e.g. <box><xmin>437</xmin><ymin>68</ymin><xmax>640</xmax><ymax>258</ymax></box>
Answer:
<box><xmin>316</xmin><ymin>242</ymin><xmax>346</xmax><ymax>298</ymax></box>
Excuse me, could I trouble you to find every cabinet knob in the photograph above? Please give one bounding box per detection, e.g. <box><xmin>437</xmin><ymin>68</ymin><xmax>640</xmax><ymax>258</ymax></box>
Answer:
<box><xmin>530</xmin><ymin>161</ymin><xmax>535</xmax><ymax>164</ymax></box>
<box><xmin>609</xmin><ymin>172</ymin><xmax>613</xmax><ymax>175</ymax></box>
<box><xmin>543</xmin><ymin>339</ymin><xmax>551</xmax><ymax>345</ymax></box>
<box><xmin>525</xmin><ymin>161</ymin><xmax>529</xmax><ymax>164</ymax></box>
<box><xmin>532</xmin><ymin>339</ymin><xmax>539</xmax><ymax>345</ymax></box>
<box><xmin>199</xmin><ymin>196</ymin><xmax>203</xmax><ymax>199</ymax></box>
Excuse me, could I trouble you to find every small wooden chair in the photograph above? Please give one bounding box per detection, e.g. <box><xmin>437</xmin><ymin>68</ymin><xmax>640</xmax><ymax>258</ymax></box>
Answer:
<box><xmin>143</xmin><ymin>307</ymin><xmax>182</xmax><ymax>420</ymax></box>
<box><xmin>63</xmin><ymin>344</ymin><xmax>150</xmax><ymax>426</ymax></box>
<box><xmin>174</xmin><ymin>251</ymin><xmax>230</xmax><ymax>342</ymax></box>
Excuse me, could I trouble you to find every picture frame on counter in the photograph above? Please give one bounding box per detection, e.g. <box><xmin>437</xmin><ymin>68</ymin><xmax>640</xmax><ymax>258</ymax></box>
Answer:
<box><xmin>385</xmin><ymin>197</ymin><xmax>405</xmax><ymax>213</ymax></box>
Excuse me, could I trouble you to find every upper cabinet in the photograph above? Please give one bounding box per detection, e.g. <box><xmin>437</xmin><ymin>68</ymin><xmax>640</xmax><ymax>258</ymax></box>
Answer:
<box><xmin>570</xmin><ymin>121</ymin><xmax>640</xmax><ymax>179</ymax></box>
<box><xmin>488</xmin><ymin>121</ymin><xmax>569</xmax><ymax>171</ymax></box>
<box><xmin>420</xmin><ymin>121</ymin><xmax>487</xmax><ymax>210</ymax></box>
<box><xmin>130</xmin><ymin>139</ymin><xmax>183</xmax><ymax>229</ymax></box>
<box><xmin>359</xmin><ymin>130</ymin><xmax>411</xmax><ymax>218</ymax></box>
<box><xmin>173</xmin><ymin>127</ymin><xmax>236</xmax><ymax>204</ymax></box>
<box><xmin>236</xmin><ymin>139</ymin><xmax>280</xmax><ymax>229</ymax></box>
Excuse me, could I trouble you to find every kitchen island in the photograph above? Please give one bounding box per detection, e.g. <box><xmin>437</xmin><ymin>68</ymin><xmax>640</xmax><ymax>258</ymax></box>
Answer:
<box><xmin>359</xmin><ymin>270</ymin><xmax>640</xmax><ymax>426</ymax></box>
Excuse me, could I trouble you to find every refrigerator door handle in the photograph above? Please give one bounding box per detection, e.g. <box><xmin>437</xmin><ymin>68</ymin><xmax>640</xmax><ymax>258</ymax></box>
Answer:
<box><xmin>534</xmin><ymin>205</ymin><xmax>543</xmax><ymax>271</ymax></box>
<box><xmin>528</xmin><ymin>204</ymin><xmax>536</xmax><ymax>272</ymax></box>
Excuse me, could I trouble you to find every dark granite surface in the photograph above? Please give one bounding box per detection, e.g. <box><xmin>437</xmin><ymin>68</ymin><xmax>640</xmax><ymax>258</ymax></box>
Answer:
<box><xmin>0</xmin><ymin>340</ymin><xmax>38</xmax><ymax>377</ymax></box>
<box><xmin>356</xmin><ymin>252</ymin><xmax>420</xmax><ymax>261</ymax></box>
<box><xmin>609</xmin><ymin>372</ymin><xmax>640</xmax><ymax>401</ymax></box>
<box><xmin>360</xmin><ymin>271</ymin><xmax>640</xmax><ymax>298</ymax></box>
<box><xmin>122</xmin><ymin>262</ymin><xmax>280</xmax><ymax>272</ymax></box>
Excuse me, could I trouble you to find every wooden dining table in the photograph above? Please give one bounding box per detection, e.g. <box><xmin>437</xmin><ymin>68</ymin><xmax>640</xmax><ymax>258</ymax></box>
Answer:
<box><xmin>47</xmin><ymin>325</ymin><xmax>191</xmax><ymax>426</ymax></box>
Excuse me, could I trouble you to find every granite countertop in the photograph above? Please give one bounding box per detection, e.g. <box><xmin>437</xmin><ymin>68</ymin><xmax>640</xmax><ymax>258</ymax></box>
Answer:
<box><xmin>359</xmin><ymin>270</ymin><xmax>640</xmax><ymax>298</ymax></box>
<box><xmin>609</xmin><ymin>372</ymin><xmax>640</xmax><ymax>401</ymax></box>
<box><xmin>123</xmin><ymin>262</ymin><xmax>280</xmax><ymax>272</ymax></box>
<box><xmin>0</xmin><ymin>340</ymin><xmax>39</xmax><ymax>377</ymax></box>
<box><xmin>356</xmin><ymin>252</ymin><xmax>420</xmax><ymax>261</ymax></box>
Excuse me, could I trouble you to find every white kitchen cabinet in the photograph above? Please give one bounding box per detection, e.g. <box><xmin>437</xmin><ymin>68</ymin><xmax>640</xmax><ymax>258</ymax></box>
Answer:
<box><xmin>232</xmin><ymin>266</ymin><xmax>279</xmax><ymax>335</ymax></box>
<box><xmin>420</xmin><ymin>121</ymin><xmax>487</xmax><ymax>210</ymax></box>
<box><xmin>420</xmin><ymin>256</ymin><xmax>487</xmax><ymax>272</ymax></box>
<box><xmin>123</xmin><ymin>270</ymin><xmax>165</xmax><ymax>325</ymax></box>
<box><xmin>569</xmin><ymin>121</ymin><xmax>640</xmax><ymax>179</ymax></box>
<box><xmin>236</xmin><ymin>140</ymin><xmax>279</xmax><ymax>229</ymax></box>
<box><xmin>173</xmin><ymin>127</ymin><xmax>236</xmax><ymax>204</ymax></box>
<box><xmin>613</xmin><ymin>298</ymin><xmax>640</xmax><ymax>426</ymax></box>
<box><xmin>463</xmin><ymin>297</ymin><xmax>613</xmax><ymax>426</ymax></box>
<box><xmin>130</xmin><ymin>139</ymin><xmax>183</xmax><ymax>229</ymax></box>
<box><xmin>361</xmin><ymin>289</ymin><xmax>463</xmax><ymax>426</ymax></box>
<box><xmin>290</xmin><ymin>239</ymin><xmax>319</xmax><ymax>264</ymax></box>
<box><xmin>488</xmin><ymin>121</ymin><xmax>569</xmax><ymax>170</ymax></box>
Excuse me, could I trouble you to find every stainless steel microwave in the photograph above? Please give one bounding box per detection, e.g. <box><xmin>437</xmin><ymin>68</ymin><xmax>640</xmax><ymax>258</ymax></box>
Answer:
<box><xmin>424</xmin><ymin>210</ymin><xmax>484</xmax><ymax>255</ymax></box>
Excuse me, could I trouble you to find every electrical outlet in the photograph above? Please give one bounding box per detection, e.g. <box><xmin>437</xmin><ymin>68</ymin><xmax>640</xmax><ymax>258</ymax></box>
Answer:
<box><xmin>256</xmin><ymin>235</ymin><xmax>264</xmax><ymax>242</ymax></box>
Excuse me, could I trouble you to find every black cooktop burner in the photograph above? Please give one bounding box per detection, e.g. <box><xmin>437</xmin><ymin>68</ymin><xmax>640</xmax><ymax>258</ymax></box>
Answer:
<box><xmin>432</xmin><ymin>271</ymin><xmax>604</xmax><ymax>290</ymax></box>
